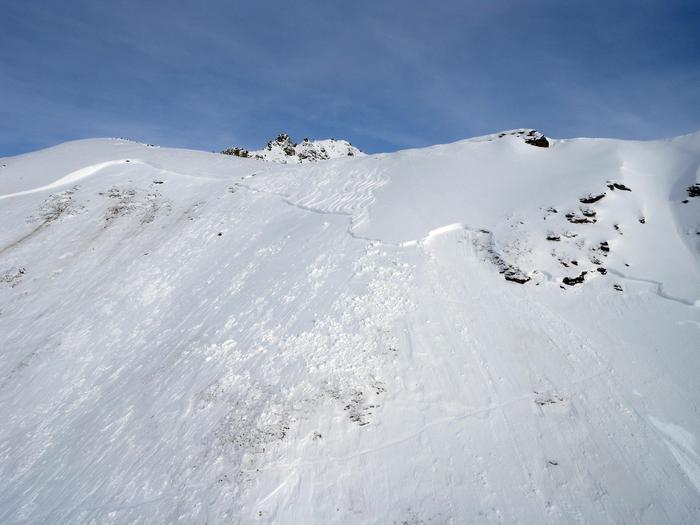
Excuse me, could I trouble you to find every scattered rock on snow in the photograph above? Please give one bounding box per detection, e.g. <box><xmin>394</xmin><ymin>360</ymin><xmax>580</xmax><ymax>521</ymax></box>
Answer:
<box><xmin>562</xmin><ymin>271</ymin><xmax>587</xmax><ymax>286</ymax></box>
<box><xmin>565</xmin><ymin>212</ymin><xmax>596</xmax><ymax>224</ymax></box>
<box><xmin>101</xmin><ymin>186</ymin><xmax>171</xmax><ymax>224</ymax></box>
<box><xmin>1</xmin><ymin>267</ymin><xmax>26</xmax><ymax>287</ymax></box>
<box><xmin>579</xmin><ymin>193</ymin><xmax>606</xmax><ymax>204</ymax></box>
<box><xmin>607</xmin><ymin>182</ymin><xmax>632</xmax><ymax>192</ymax></box>
<box><xmin>28</xmin><ymin>186</ymin><xmax>84</xmax><ymax>224</ymax></box>
<box><xmin>534</xmin><ymin>391</ymin><xmax>565</xmax><ymax>406</ymax></box>
<box><xmin>504</xmin><ymin>270</ymin><xmax>531</xmax><ymax>284</ymax></box>
<box><xmin>221</xmin><ymin>147</ymin><xmax>250</xmax><ymax>158</ymax></box>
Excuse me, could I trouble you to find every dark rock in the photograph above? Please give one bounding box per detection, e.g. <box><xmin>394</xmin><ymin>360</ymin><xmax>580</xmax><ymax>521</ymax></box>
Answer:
<box><xmin>534</xmin><ymin>392</ymin><xmax>564</xmax><ymax>405</ymax></box>
<box><xmin>565</xmin><ymin>212</ymin><xmax>596</xmax><ymax>224</ymax></box>
<box><xmin>546</xmin><ymin>234</ymin><xmax>561</xmax><ymax>241</ymax></box>
<box><xmin>579</xmin><ymin>193</ymin><xmax>606</xmax><ymax>204</ymax></box>
<box><xmin>607</xmin><ymin>182</ymin><xmax>632</xmax><ymax>191</ymax></box>
<box><xmin>525</xmin><ymin>136</ymin><xmax>549</xmax><ymax>148</ymax></box>
<box><xmin>599</xmin><ymin>241</ymin><xmax>610</xmax><ymax>252</ymax></box>
<box><xmin>504</xmin><ymin>270</ymin><xmax>531</xmax><ymax>284</ymax></box>
<box><xmin>264</xmin><ymin>133</ymin><xmax>297</xmax><ymax>153</ymax></box>
<box><xmin>581</xmin><ymin>208</ymin><xmax>597</xmax><ymax>218</ymax></box>
<box><xmin>563</xmin><ymin>271</ymin><xmax>587</xmax><ymax>286</ymax></box>
<box><xmin>687</xmin><ymin>184</ymin><xmax>700</xmax><ymax>198</ymax></box>
<box><xmin>597</xmin><ymin>267</ymin><xmax>607</xmax><ymax>275</ymax></box>
<box><xmin>613</xmin><ymin>283</ymin><xmax>623</xmax><ymax>291</ymax></box>
<box><xmin>639</xmin><ymin>217</ymin><xmax>645</xmax><ymax>224</ymax></box>
<box><xmin>487</xmin><ymin>247</ymin><xmax>530</xmax><ymax>284</ymax></box>
<box><xmin>221</xmin><ymin>147</ymin><xmax>250</xmax><ymax>158</ymax></box>
<box><xmin>495</xmin><ymin>129</ymin><xmax>549</xmax><ymax>148</ymax></box>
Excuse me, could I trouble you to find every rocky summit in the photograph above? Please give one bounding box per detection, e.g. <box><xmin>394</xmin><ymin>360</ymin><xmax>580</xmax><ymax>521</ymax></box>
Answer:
<box><xmin>222</xmin><ymin>133</ymin><xmax>364</xmax><ymax>163</ymax></box>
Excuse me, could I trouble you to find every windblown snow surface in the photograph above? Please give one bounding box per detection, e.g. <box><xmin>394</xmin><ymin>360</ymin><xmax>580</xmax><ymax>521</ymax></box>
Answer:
<box><xmin>1</xmin><ymin>131</ymin><xmax>699</xmax><ymax>524</ymax></box>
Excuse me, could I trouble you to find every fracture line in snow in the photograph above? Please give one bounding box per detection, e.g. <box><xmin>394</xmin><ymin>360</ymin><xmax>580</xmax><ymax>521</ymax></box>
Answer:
<box><xmin>649</xmin><ymin>416</ymin><xmax>700</xmax><ymax>493</ymax></box>
<box><xmin>605</xmin><ymin>268</ymin><xmax>700</xmax><ymax>307</ymax></box>
<box><xmin>235</xmin><ymin>182</ymin><xmax>700</xmax><ymax>308</ymax></box>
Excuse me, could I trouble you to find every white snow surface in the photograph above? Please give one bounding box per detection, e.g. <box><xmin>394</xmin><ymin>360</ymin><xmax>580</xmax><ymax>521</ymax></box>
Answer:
<box><xmin>1</xmin><ymin>132</ymin><xmax>699</xmax><ymax>524</ymax></box>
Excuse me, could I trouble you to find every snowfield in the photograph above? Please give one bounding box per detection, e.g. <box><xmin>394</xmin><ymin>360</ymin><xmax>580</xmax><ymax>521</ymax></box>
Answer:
<box><xmin>0</xmin><ymin>131</ymin><xmax>699</xmax><ymax>524</ymax></box>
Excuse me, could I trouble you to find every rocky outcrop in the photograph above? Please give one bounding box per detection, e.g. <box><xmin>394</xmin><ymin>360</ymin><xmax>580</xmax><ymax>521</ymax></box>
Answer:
<box><xmin>496</xmin><ymin>129</ymin><xmax>550</xmax><ymax>148</ymax></box>
<box><xmin>222</xmin><ymin>133</ymin><xmax>364</xmax><ymax>164</ymax></box>
<box><xmin>579</xmin><ymin>193</ymin><xmax>606</xmax><ymax>204</ymax></box>
<box><xmin>563</xmin><ymin>271</ymin><xmax>587</xmax><ymax>286</ymax></box>
<box><xmin>221</xmin><ymin>147</ymin><xmax>249</xmax><ymax>158</ymax></box>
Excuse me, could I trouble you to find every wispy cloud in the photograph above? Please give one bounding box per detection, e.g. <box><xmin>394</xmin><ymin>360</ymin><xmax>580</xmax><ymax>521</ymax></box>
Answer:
<box><xmin>1</xmin><ymin>0</ymin><xmax>698</xmax><ymax>156</ymax></box>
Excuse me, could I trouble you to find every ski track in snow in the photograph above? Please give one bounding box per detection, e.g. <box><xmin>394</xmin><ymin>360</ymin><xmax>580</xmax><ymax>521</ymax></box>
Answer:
<box><xmin>649</xmin><ymin>416</ymin><xmax>700</xmax><ymax>493</ymax></box>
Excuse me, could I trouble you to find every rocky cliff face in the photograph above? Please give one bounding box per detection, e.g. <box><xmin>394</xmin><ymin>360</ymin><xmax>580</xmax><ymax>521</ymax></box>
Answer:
<box><xmin>222</xmin><ymin>133</ymin><xmax>364</xmax><ymax>163</ymax></box>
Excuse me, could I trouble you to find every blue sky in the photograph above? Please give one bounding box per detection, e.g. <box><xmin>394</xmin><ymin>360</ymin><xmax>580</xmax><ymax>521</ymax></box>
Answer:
<box><xmin>1</xmin><ymin>0</ymin><xmax>699</xmax><ymax>156</ymax></box>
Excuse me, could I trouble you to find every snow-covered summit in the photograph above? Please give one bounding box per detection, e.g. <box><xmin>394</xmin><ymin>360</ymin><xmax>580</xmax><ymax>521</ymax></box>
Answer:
<box><xmin>1</xmin><ymin>131</ymin><xmax>700</xmax><ymax>524</ymax></box>
<box><xmin>222</xmin><ymin>133</ymin><xmax>364</xmax><ymax>163</ymax></box>
<box><xmin>459</xmin><ymin>128</ymin><xmax>551</xmax><ymax>147</ymax></box>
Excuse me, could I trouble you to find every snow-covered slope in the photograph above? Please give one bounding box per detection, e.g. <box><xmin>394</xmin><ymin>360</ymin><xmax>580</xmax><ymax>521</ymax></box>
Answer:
<box><xmin>222</xmin><ymin>133</ymin><xmax>364</xmax><ymax>164</ymax></box>
<box><xmin>1</xmin><ymin>131</ymin><xmax>699</xmax><ymax>524</ymax></box>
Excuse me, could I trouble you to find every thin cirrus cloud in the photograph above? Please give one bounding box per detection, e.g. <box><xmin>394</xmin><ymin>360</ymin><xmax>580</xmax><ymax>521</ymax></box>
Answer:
<box><xmin>0</xmin><ymin>0</ymin><xmax>698</xmax><ymax>157</ymax></box>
